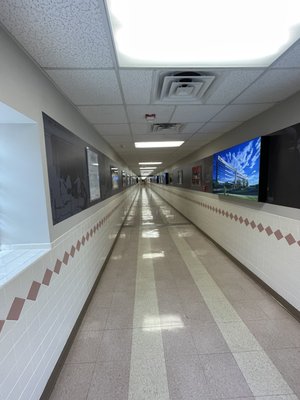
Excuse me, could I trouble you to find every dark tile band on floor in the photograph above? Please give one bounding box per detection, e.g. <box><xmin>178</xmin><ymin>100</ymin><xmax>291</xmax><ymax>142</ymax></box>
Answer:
<box><xmin>49</xmin><ymin>188</ymin><xmax>300</xmax><ymax>400</ymax></box>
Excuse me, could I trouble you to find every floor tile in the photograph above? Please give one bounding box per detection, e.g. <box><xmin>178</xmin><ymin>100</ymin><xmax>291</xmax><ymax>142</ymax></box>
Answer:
<box><xmin>128</xmin><ymin>354</ymin><xmax>169</xmax><ymax>400</ymax></box>
<box><xmin>161</xmin><ymin>325</ymin><xmax>197</xmax><ymax>358</ymax></box>
<box><xmin>199</xmin><ymin>352</ymin><xmax>253</xmax><ymax>399</ymax></box>
<box><xmin>268</xmin><ymin>348</ymin><xmax>300</xmax><ymax>394</ymax></box>
<box><xmin>65</xmin><ymin>330</ymin><xmax>103</xmax><ymax>364</ymax></box>
<box><xmin>233</xmin><ymin>350</ymin><xmax>294</xmax><ymax>396</ymax></box>
<box><xmin>190</xmin><ymin>321</ymin><xmax>230</xmax><ymax>355</ymax></box>
<box><xmin>217</xmin><ymin>321</ymin><xmax>262</xmax><ymax>352</ymax></box>
<box><xmin>79</xmin><ymin>306</ymin><xmax>109</xmax><ymax>332</ymax></box>
<box><xmin>87</xmin><ymin>360</ymin><xmax>130</xmax><ymax>400</ymax></box>
<box><xmin>97</xmin><ymin>328</ymin><xmax>133</xmax><ymax>362</ymax></box>
<box><xmin>50</xmin><ymin>363</ymin><xmax>95</xmax><ymax>400</ymax></box>
<box><xmin>230</xmin><ymin>300</ymin><xmax>269</xmax><ymax>321</ymax></box>
<box><xmin>165</xmin><ymin>353</ymin><xmax>211</xmax><ymax>400</ymax></box>
<box><xmin>245</xmin><ymin>320</ymin><xmax>297</xmax><ymax>350</ymax></box>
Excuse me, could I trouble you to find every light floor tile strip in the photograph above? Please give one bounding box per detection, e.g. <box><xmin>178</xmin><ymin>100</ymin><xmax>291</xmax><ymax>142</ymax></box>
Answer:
<box><xmin>128</xmin><ymin>195</ymin><xmax>170</xmax><ymax>400</ymax></box>
<box><xmin>168</xmin><ymin>225</ymin><xmax>296</xmax><ymax>398</ymax></box>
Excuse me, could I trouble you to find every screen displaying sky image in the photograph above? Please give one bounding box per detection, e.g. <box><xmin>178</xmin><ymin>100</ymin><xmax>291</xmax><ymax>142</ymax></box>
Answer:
<box><xmin>214</xmin><ymin>137</ymin><xmax>261</xmax><ymax>186</ymax></box>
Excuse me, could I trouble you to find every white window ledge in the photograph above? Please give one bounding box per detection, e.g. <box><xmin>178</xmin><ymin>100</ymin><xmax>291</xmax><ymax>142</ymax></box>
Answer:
<box><xmin>0</xmin><ymin>249</ymin><xmax>49</xmax><ymax>287</ymax></box>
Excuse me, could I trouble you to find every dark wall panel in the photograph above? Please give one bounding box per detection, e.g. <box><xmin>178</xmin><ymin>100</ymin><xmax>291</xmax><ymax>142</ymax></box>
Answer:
<box><xmin>43</xmin><ymin>113</ymin><xmax>135</xmax><ymax>225</ymax></box>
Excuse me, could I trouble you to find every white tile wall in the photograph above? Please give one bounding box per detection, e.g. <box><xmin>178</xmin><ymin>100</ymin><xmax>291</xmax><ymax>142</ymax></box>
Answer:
<box><xmin>152</xmin><ymin>185</ymin><xmax>300</xmax><ymax>311</ymax></box>
<box><xmin>0</xmin><ymin>186</ymin><xmax>138</xmax><ymax>400</ymax></box>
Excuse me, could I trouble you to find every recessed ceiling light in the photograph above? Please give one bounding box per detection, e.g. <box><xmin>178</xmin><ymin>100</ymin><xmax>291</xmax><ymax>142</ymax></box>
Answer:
<box><xmin>139</xmin><ymin>162</ymin><xmax>162</xmax><ymax>165</ymax></box>
<box><xmin>135</xmin><ymin>141</ymin><xmax>184</xmax><ymax>148</ymax></box>
<box><xmin>106</xmin><ymin>0</ymin><xmax>300</xmax><ymax>67</ymax></box>
<box><xmin>140</xmin><ymin>166</ymin><xmax>157</xmax><ymax>169</ymax></box>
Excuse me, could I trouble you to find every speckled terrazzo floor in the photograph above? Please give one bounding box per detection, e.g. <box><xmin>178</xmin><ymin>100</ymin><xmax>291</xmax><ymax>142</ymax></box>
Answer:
<box><xmin>50</xmin><ymin>187</ymin><xmax>300</xmax><ymax>400</ymax></box>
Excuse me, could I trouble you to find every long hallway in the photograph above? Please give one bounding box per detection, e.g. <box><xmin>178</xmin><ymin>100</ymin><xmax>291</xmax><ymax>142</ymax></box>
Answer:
<box><xmin>50</xmin><ymin>188</ymin><xmax>300</xmax><ymax>400</ymax></box>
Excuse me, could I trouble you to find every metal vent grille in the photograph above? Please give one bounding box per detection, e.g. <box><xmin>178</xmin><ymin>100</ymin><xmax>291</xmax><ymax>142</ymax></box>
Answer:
<box><xmin>151</xmin><ymin>123</ymin><xmax>182</xmax><ymax>133</ymax></box>
<box><xmin>153</xmin><ymin>71</ymin><xmax>216</xmax><ymax>104</ymax></box>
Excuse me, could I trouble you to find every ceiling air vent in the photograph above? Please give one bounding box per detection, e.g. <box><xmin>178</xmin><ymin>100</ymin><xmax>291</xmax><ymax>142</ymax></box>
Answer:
<box><xmin>151</xmin><ymin>123</ymin><xmax>182</xmax><ymax>133</ymax></box>
<box><xmin>153</xmin><ymin>70</ymin><xmax>215</xmax><ymax>104</ymax></box>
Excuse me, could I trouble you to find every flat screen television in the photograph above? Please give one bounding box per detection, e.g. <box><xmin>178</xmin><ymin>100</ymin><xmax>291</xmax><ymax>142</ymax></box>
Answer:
<box><xmin>212</xmin><ymin>137</ymin><xmax>261</xmax><ymax>200</ymax></box>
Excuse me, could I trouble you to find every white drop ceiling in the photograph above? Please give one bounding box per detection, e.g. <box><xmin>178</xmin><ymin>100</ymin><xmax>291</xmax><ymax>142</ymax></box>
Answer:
<box><xmin>1</xmin><ymin>1</ymin><xmax>300</xmax><ymax>175</ymax></box>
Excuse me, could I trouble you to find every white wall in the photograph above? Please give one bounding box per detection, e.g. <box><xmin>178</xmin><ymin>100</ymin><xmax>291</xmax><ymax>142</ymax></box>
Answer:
<box><xmin>0</xmin><ymin>123</ymin><xmax>50</xmax><ymax>247</ymax></box>
<box><xmin>0</xmin><ymin>28</ymin><xmax>126</xmax><ymax>242</ymax></box>
<box><xmin>0</xmin><ymin>27</ymin><xmax>138</xmax><ymax>400</ymax></box>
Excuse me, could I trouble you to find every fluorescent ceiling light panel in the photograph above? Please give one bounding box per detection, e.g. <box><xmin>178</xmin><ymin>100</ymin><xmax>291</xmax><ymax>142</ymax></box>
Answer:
<box><xmin>140</xmin><ymin>166</ymin><xmax>157</xmax><ymax>169</ymax></box>
<box><xmin>135</xmin><ymin>141</ymin><xmax>184</xmax><ymax>148</ymax></box>
<box><xmin>139</xmin><ymin>162</ymin><xmax>162</xmax><ymax>165</ymax></box>
<box><xmin>106</xmin><ymin>0</ymin><xmax>300</xmax><ymax>67</ymax></box>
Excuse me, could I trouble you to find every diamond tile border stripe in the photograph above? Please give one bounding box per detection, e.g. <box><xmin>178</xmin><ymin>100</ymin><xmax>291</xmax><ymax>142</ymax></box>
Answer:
<box><xmin>0</xmin><ymin>200</ymin><xmax>124</xmax><ymax>336</ymax></box>
<box><xmin>157</xmin><ymin>187</ymin><xmax>300</xmax><ymax>249</ymax></box>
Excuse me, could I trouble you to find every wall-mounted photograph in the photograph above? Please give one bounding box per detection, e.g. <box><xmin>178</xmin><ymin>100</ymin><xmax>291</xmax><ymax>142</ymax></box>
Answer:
<box><xmin>111</xmin><ymin>167</ymin><xmax>119</xmax><ymax>189</ymax></box>
<box><xmin>192</xmin><ymin>165</ymin><xmax>202</xmax><ymax>185</ymax></box>
<box><xmin>212</xmin><ymin>137</ymin><xmax>261</xmax><ymax>201</ymax></box>
<box><xmin>178</xmin><ymin>170</ymin><xmax>183</xmax><ymax>185</ymax></box>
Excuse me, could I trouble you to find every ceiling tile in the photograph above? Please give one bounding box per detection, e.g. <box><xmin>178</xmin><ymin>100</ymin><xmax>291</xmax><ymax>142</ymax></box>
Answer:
<box><xmin>94</xmin><ymin>124</ymin><xmax>130</xmax><ymax>136</ymax></box>
<box><xmin>78</xmin><ymin>105</ymin><xmax>127</xmax><ymax>124</ymax></box>
<box><xmin>119</xmin><ymin>70</ymin><xmax>153</xmax><ymax>104</ymax></box>
<box><xmin>46</xmin><ymin>69</ymin><xmax>122</xmax><ymax>105</ymax></box>
<box><xmin>198</xmin><ymin>121</ymin><xmax>241</xmax><ymax>134</ymax></box>
<box><xmin>171</xmin><ymin>105</ymin><xmax>224</xmax><ymax>123</ymax></box>
<box><xmin>131</xmin><ymin>124</ymin><xmax>150</xmax><ymax>135</ymax></box>
<box><xmin>204</xmin><ymin>69</ymin><xmax>264</xmax><ymax>104</ymax></box>
<box><xmin>0</xmin><ymin>1</ymin><xmax>114</xmax><ymax>68</ymax></box>
<box><xmin>127</xmin><ymin>105</ymin><xmax>175</xmax><ymax>123</ymax></box>
<box><xmin>272</xmin><ymin>39</ymin><xmax>300</xmax><ymax>68</ymax></box>
<box><xmin>104</xmin><ymin>135</ymin><xmax>133</xmax><ymax>143</ymax></box>
<box><xmin>212</xmin><ymin>104</ymin><xmax>275</xmax><ymax>122</ymax></box>
<box><xmin>233</xmin><ymin>69</ymin><xmax>300</xmax><ymax>104</ymax></box>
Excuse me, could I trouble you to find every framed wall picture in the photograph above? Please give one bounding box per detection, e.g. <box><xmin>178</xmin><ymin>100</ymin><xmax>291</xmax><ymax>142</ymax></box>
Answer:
<box><xmin>86</xmin><ymin>148</ymin><xmax>101</xmax><ymax>201</ymax></box>
<box><xmin>192</xmin><ymin>165</ymin><xmax>202</xmax><ymax>185</ymax></box>
<box><xmin>178</xmin><ymin>170</ymin><xmax>183</xmax><ymax>184</ymax></box>
<box><xmin>111</xmin><ymin>167</ymin><xmax>119</xmax><ymax>189</ymax></box>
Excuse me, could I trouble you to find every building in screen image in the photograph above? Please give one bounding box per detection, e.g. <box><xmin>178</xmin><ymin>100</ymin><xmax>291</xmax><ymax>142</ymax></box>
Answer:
<box><xmin>213</xmin><ymin>137</ymin><xmax>261</xmax><ymax>200</ymax></box>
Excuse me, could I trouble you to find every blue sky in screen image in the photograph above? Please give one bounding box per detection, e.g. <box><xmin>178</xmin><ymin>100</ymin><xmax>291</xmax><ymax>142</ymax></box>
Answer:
<box><xmin>218</xmin><ymin>137</ymin><xmax>261</xmax><ymax>185</ymax></box>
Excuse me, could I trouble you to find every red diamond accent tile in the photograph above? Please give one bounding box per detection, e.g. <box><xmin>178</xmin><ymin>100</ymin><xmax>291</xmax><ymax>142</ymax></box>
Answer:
<box><xmin>82</xmin><ymin>236</ymin><xmax>86</xmax><ymax>245</ymax></box>
<box><xmin>86</xmin><ymin>232</ymin><xmax>89</xmax><ymax>241</ymax></box>
<box><xmin>244</xmin><ymin>218</ymin><xmax>249</xmax><ymax>226</ymax></box>
<box><xmin>70</xmin><ymin>246</ymin><xmax>76</xmax><ymax>258</ymax></box>
<box><xmin>298</xmin><ymin>241</ymin><xmax>300</xmax><ymax>247</ymax></box>
<box><xmin>76</xmin><ymin>240</ymin><xmax>81</xmax><ymax>251</ymax></box>
<box><xmin>54</xmin><ymin>259</ymin><xmax>62</xmax><ymax>274</ymax></box>
<box><xmin>63</xmin><ymin>252</ymin><xmax>69</xmax><ymax>265</ymax></box>
<box><xmin>285</xmin><ymin>234</ymin><xmax>296</xmax><ymax>245</ymax></box>
<box><xmin>226</xmin><ymin>212</ymin><xmax>229</xmax><ymax>217</ymax></box>
<box><xmin>27</xmin><ymin>281</ymin><xmax>41</xmax><ymax>300</ymax></box>
<box><xmin>230</xmin><ymin>213</ymin><xmax>233</xmax><ymax>219</ymax></box>
<box><xmin>90</xmin><ymin>228</ymin><xmax>93</xmax><ymax>236</ymax></box>
<box><xmin>274</xmin><ymin>230</ymin><xmax>283</xmax><ymax>240</ymax></box>
<box><xmin>7</xmin><ymin>298</ymin><xmax>25</xmax><ymax>320</ymax></box>
<box><xmin>42</xmin><ymin>269</ymin><xmax>53</xmax><ymax>286</ymax></box>
<box><xmin>94</xmin><ymin>226</ymin><xmax>96</xmax><ymax>233</ymax></box>
<box><xmin>234</xmin><ymin>215</ymin><xmax>238</xmax><ymax>221</ymax></box>
<box><xmin>257</xmin><ymin>223</ymin><xmax>264</xmax><ymax>232</ymax></box>
<box><xmin>222</xmin><ymin>210</ymin><xmax>225</xmax><ymax>215</ymax></box>
<box><xmin>265</xmin><ymin>226</ymin><xmax>273</xmax><ymax>236</ymax></box>
<box><xmin>239</xmin><ymin>217</ymin><xmax>243</xmax><ymax>223</ymax></box>
<box><xmin>219</xmin><ymin>209</ymin><xmax>221</xmax><ymax>214</ymax></box>
<box><xmin>250</xmin><ymin>221</ymin><xmax>256</xmax><ymax>229</ymax></box>
<box><xmin>0</xmin><ymin>320</ymin><xmax>5</xmax><ymax>333</ymax></box>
